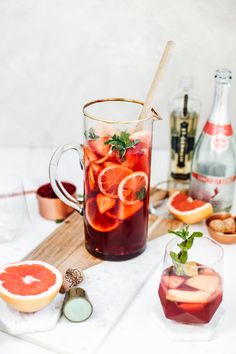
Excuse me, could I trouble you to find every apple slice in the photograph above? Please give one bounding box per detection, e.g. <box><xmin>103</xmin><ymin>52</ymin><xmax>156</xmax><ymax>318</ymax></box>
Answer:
<box><xmin>162</xmin><ymin>275</ymin><xmax>184</xmax><ymax>289</ymax></box>
<box><xmin>185</xmin><ymin>275</ymin><xmax>220</xmax><ymax>294</ymax></box>
<box><xmin>166</xmin><ymin>289</ymin><xmax>211</xmax><ymax>303</ymax></box>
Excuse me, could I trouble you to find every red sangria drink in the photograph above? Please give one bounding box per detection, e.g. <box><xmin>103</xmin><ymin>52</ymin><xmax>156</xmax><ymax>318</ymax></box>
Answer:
<box><xmin>84</xmin><ymin>129</ymin><xmax>152</xmax><ymax>260</ymax></box>
<box><xmin>158</xmin><ymin>227</ymin><xmax>223</xmax><ymax>324</ymax></box>
<box><xmin>49</xmin><ymin>98</ymin><xmax>155</xmax><ymax>261</ymax></box>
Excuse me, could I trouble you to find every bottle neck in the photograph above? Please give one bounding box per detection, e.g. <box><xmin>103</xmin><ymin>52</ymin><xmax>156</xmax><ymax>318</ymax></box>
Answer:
<box><xmin>208</xmin><ymin>82</ymin><xmax>231</xmax><ymax>125</ymax></box>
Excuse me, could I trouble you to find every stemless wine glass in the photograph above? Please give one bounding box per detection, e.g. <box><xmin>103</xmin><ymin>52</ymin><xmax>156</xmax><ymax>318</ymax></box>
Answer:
<box><xmin>0</xmin><ymin>172</ymin><xmax>29</xmax><ymax>242</ymax></box>
<box><xmin>50</xmin><ymin>98</ymin><xmax>159</xmax><ymax>261</ymax></box>
<box><xmin>158</xmin><ymin>236</ymin><xmax>223</xmax><ymax>324</ymax></box>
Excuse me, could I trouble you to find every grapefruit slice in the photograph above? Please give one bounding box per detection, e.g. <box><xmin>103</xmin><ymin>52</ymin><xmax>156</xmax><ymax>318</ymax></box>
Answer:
<box><xmin>178</xmin><ymin>302</ymin><xmax>206</xmax><ymax>313</ymax></box>
<box><xmin>0</xmin><ymin>260</ymin><xmax>62</xmax><ymax>313</ymax></box>
<box><xmin>98</xmin><ymin>165</ymin><xmax>132</xmax><ymax>198</ymax></box>
<box><xmin>106</xmin><ymin>200</ymin><xmax>143</xmax><ymax>220</ymax></box>
<box><xmin>85</xmin><ymin>198</ymin><xmax>119</xmax><ymax>232</ymax></box>
<box><xmin>118</xmin><ymin>171</ymin><xmax>148</xmax><ymax>205</ymax></box>
<box><xmin>169</xmin><ymin>191</ymin><xmax>213</xmax><ymax>224</ymax></box>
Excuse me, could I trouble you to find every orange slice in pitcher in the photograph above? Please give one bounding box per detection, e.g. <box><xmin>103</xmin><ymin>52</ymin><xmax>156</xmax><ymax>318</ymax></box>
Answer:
<box><xmin>106</xmin><ymin>200</ymin><xmax>143</xmax><ymax>220</ymax></box>
<box><xmin>118</xmin><ymin>171</ymin><xmax>148</xmax><ymax>205</ymax></box>
<box><xmin>85</xmin><ymin>198</ymin><xmax>119</xmax><ymax>232</ymax></box>
<box><xmin>98</xmin><ymin>165</ymin><xmax>132</xmax><ymax>198</ymax></box>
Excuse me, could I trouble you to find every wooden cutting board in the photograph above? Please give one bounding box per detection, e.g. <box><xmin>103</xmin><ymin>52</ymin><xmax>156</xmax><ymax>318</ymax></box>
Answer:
<box><xmin>24</xmin><ymin>212</ymin><xmax>182</xmax><ymax>273</ymax></box>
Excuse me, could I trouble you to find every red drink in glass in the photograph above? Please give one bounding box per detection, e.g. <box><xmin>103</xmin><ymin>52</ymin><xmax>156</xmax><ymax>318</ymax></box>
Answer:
<box><xmin>83</xmin><ymin>132</ymin><xmax>151</xmax><ymax>260</ymax></box>
<box><xmin>158</xmin><ymin>265</ymin><xmax>223</xmax><ymax>324</ymax></box>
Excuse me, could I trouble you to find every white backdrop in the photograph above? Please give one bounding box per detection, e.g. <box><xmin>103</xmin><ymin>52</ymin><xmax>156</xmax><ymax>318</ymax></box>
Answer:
<box><xmin>0</xmin><ymin>0</ymin><xmax>235</xmax><ymax>149</ymax></box>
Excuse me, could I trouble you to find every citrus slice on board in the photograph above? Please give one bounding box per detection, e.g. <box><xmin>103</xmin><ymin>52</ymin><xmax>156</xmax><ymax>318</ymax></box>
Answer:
<box><xmin>106</xmin><ymin>200</ymin><xmax>143</xmax><ymax>220</ymax></box>
<box><xmin>169</xmin><ymin>191</ymin><xmax>213</xmax><ymax>224</ymax></box>
<box><xmin>118</xmin><ymin>171</ymin><xmax>148</xmax><ymax>205</ymax></box>
<box><xmin>0</xmin><ymin>260</ymin><xmax>62</xmax><ymax>313</ymax></box>
<box><xmin>98</xmin><ymin>165</ymin><xmax>132</xmax><ymax>198</ymax></box>
<box><xmin>85</xmin><ymin>198</ymin><xmax>119</xmax><ymax>232</ymax></box>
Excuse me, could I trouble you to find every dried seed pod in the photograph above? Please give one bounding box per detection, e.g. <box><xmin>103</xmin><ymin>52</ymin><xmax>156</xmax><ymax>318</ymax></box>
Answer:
<box><xmin>60</xmin><ymin>268</ymin><xmax>84</xmax><ymax>294</ymax></box>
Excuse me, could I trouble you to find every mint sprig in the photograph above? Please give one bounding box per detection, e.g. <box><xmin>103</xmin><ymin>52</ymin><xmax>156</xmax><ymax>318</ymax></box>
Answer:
<box><xmin>104</xmin><ymin>131</ymin><xmax>140</xmax><ymax>159</ymax></box>
<box><xmin>168</xmin><ymin>225</ymin><xmax>203</xmax><ymax>264</ymax></box>
<box><xmin>84</xmin><ymin>128</ymin><xmax>100</xmax><ymax>140</ymax></box>
<box><xmin>136</xmin><ymin>187</ymin><xmax>146</xmax><ymax>200</ymax></box>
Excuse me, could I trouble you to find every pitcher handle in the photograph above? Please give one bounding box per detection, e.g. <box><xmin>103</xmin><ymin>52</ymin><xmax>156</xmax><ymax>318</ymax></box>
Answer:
<box><xmin>49</xmin><ymin>143</ymin><xmax>83</xmax><ymax>215</ymax></box>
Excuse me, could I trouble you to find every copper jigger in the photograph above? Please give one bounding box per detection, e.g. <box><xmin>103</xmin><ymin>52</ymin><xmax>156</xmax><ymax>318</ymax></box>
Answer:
<box><xmin>36</xmin><ymin>182</ymin><xmax>77</xmax><ymax>221</ymax></box>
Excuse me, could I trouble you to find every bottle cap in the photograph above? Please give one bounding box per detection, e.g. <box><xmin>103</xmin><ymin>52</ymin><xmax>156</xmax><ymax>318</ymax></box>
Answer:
<box><xmin>215</xmin><ymin>69</ymin><xmax>232</xmax><ymax>84</ymax></box>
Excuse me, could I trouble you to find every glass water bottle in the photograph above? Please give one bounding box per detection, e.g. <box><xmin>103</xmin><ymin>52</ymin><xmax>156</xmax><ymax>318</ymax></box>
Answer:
<box><xmin>190</xmin><ymin>69</ymin><xmax>236</xmax><ymax>212</ymax></box>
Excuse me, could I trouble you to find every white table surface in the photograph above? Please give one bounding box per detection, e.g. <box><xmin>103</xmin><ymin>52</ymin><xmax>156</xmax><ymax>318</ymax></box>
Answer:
<box><xmin>0</xmin><ymin>147</ymin><xmax>235</xmax><ymax>354</ymax></box>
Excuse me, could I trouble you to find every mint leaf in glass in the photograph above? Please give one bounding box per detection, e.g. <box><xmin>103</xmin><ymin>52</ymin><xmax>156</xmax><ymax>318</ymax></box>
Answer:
<box><xmin>136</xmin><ymin>187</ymin><xmax>146</xmax><ymax>200</ymax></box>
<box><xmin>104</xmin><ymin>131</ymin><xmax>140</xmax><ymax>159</ymax></box>
<box><xmin>85</xmin><ymin>128</ymin><xmax>99</xmax><ymax>140</ymax></box>
<box><xmin>168</xmin><ymin>225</ymin><xmax>203</xmax><ymax>265</ymax></box>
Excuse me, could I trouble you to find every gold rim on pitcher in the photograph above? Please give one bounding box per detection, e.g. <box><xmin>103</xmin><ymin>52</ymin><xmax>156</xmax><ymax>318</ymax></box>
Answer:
<box><xmin>82</xmin><ymin>97</ymin><xmax>161</xmax><ymax>124</ymax></box>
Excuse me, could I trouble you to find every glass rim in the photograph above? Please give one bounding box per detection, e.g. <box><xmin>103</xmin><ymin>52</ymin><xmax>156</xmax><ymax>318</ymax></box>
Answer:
<box><xmin>165</xmin><ymin>235</ymin><xmax>224</xmax><ymax>267</ymax></box>
<box><xmin>82</xmin><ymin>97</ymin><xmax>158</xmax><ymax>124</ymax></box>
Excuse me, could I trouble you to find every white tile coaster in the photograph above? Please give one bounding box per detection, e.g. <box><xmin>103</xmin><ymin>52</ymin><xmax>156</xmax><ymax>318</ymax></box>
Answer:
<box><xmin>153</xmin><ymin>303</ymin><xmax>224</xmax><ymax>341</ymax></box>
<box><xmin>0</xmin><ymin>294</ymin><xmax>64</xmax><ymax>335</ymax></box>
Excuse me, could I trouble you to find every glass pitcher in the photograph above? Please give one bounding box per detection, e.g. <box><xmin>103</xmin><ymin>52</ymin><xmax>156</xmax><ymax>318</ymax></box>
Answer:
<box><xmin>49</xmin><ymin>98</ymin><xmax>157</xmax><ymax>261</ymax></box>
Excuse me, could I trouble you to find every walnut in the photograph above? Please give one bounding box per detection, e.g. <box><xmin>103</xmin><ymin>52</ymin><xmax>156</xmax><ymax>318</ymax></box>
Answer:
<box><xmin>209</xmin><ymin>219</ymin><xmax>225</xmax><ymax>233</ymax></box>
<box><xmin>223</xmin><ymin>217</ymin><xmax>236</xmax><ymax>234</ymax></box>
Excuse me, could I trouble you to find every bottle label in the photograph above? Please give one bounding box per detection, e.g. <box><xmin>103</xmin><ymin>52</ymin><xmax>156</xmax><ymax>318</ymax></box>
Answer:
<box><xmin>190</xmin><ymin>171</ymin><xmax>236</xmax><ymax>211</ymax></box>
<box><xmin>203</xmin><ymin>122</ymin><xmax>233</xmax><ymax>153</ymax></box>
<box><xmin>170</xmin><ymin>114</ymin><xmax>198</xmax><ymax>180</ymax></box>
<box><xmin>203</xmin><ymin>121</ymin><xmax>233</xmax><ymax>136</ymax></box>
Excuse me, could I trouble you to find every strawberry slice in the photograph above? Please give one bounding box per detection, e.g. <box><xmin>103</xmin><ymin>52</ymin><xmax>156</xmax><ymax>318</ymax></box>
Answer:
<box><xmin>178</xmin><ymin>302</ymin><xmax>206</xmax><ymax>313</ymax></box>
<box><xmin>87</xmin><ymin>163</ymin><xmax>102</xmax><ymax>191</ymax></box>
<box><xmin>162</xmin><ymin>275</ymin><xmax>185</xmax><ymax>289</ymax></box>
<box><xmin>117</xmin><ymin>142</ymin><xmax>150</xmax><ymax>173</ymax></box>
<box><xmin>88</xmin><ymin>165</ymin><xmax>96</xmax><ymax>190</ymax></box>
<box><xmin>84</xmin><ymin>147</ymin><xmax>98</xmax><ymax>168</ymax></box>
<box><xmin>106</xmin><ymin>200</ymin><xmax>143</xmax><ymax>220</ymax></box>
<box><xmin>96</xmin><ymin>193</ymin><xmax>116</xmax><ymax>214</ymax></box>
<box><xmin>88</xmin><ymin>137</ymin><xmax>110</xmax><ymax>157</ymax></box>
<box><xmin>166</xmin><ymin>289</ymin><xmax>211</xmax><ymax>303</ymax></box>
<box><xmin>91</xmin><ymin>162</ymin><xmax>102</xmax><ymax>178</ymax></box>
